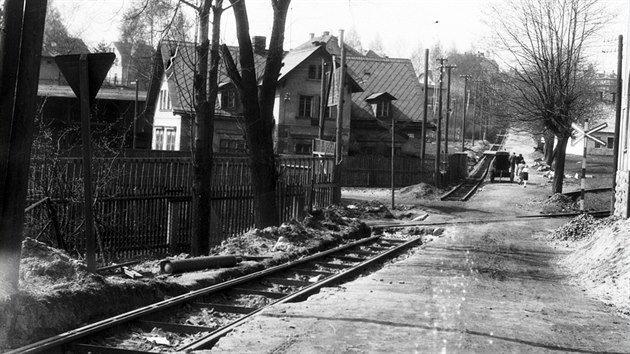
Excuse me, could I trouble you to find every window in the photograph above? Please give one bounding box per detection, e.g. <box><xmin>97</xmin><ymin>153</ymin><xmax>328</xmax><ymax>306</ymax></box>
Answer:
<box><xmin>299</xmin><ymin>95</ymin><xmax>314</xmax><ymax>117</ymax></box>
<box><xmin>165</xmin><ymin>129</ymin><xmax>176</xmax><ymax>151</ymax></box>
<box><xmin>155</xmin><ymin>128</ymin><xmax>164</xmax><ymax>150</ymax></box>
<box><xmin>376</xmin><ymin>101</ymin><xmax>390</xmax><ymax>118</ymax></box>
<box><xmin>219</xmin><ymin>139</ymin><xmax>247</xmax><ymax>153</ymax></box>
<box><xmin>220</xmin><ymin>89</ymin><xmax>236</xmax><ymax>109</ymax></box>
<box><xmin>154</xmin><ymin>127</ymin><xmax>176</xmax><ymax>150</ymax></box>
<box><xmin>607</xmin><ymin>137</ymin><xmax>614</xmax><ymax>149</ymax></box>
<box><xmin>324</xmin><ymin>106</ymin><xmax>337</xmax><ymax>120</ymax></box>
<box><xmin>295</xmin><ymin>143</ymin><xmax>312</xmax><ymax>155</ymax></box>
<box><xmin>307</xmin><ymin>64</ymin><xmax>322</xmax><ymax>80</ymax></box>
<box><xmin>159</xmin><ymin>89</ymin><xmax>171</xmax><ymax>111</ymax></box>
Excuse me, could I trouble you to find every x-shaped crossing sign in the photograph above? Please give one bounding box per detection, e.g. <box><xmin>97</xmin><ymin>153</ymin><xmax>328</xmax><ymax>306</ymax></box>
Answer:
<box><xmin>571</xmin><ymin>122</ymin><xmax>607</xmax><ymax>146</ymax></box>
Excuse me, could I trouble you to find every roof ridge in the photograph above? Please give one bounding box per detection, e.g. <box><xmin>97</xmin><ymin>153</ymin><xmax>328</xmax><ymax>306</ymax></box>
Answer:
<box><xmin>347</xmin><ymin>56</ymin><xmax>411</xmax><ymax>63</ymax></box>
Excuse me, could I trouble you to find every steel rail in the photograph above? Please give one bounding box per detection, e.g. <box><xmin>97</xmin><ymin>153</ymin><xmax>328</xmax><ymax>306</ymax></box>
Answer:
<box><xmin>367</xmin><ymin>210</ymin><xmax>611</xmax><ymax>229</ymax></box>
<box><xmin>461</xmin><ymin>157</ymin><xmax>492</xmax><ymax>201</ymax></box>
<box><xmin>6</xmin><ymin>236</ymin><xmax>382</xmax><ymax>354</ymax></box>
<box><xmin>181</xmin><ymin>235</ymin><xmax>423</xmax><ymax>351</ymax></box>
<box><xmin>440</xmin><ymin>155</ymin><xmax>492</xmax><ymax>201</ymax></box>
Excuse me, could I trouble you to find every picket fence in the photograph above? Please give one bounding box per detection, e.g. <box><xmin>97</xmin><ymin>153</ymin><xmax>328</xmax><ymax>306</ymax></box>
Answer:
<box><xmin>24</xmin><ymin>156</ymin><xmax>335</xmax><ymax>262</ymax></box>
<box><xmin>341</xmin><ymin>155</ymin><xmax>434</xmax><ymax>187</ymax></box>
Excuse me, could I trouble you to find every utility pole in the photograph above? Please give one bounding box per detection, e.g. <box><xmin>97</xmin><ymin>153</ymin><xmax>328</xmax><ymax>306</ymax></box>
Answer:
<box><xmin>460</xmin><ymin>75</ymin><xmax>471</xmax><ymax>151</ymax></box>
<box><xmin>333</xmin><ymin>29</ymin><xmax>346</xmax><ymax>204</ymax></box>
<box><xmin>0</xmin><ymin>0</ymin><xmax>48</xmax><ymax>291</ymax></box>
<box><xmin>335</xmin><ymin>29</ymin><xmax>346</xmax><ymax>164</ymax></box>
<box><xmin>435</xmin><ymin>57</ymin><xmax>447</xmax><ymax>187</ymax></box>
<box><xmin>444</xmin><ymin>64</ymin><xmax>456</xmax><ymax>159</ymax></box>
<box><xmin>479</xmin><ymin>86</ymin><xmax>488</xmax><ymax>141</ymax></box>
<box><xmin>472</xmin><ymin>79</ymin><xmax>481</xmax><ymax>146</ymax></box>
<box><xmin>133</xmin><ymin>79</ymin><xmax>139</xmax><ymax>149</ymax></box>
<box><xmin>318</xmin><ymin>59</ymin><xmax>327</xmax><ymax>139</ymax></box>
<box><xmin>612</xmin><ymin>34</ymin><xmax>623</xmax><ymax>213</ymax></box>
<box><xmin>420</xmin><ymin>49</ymin><xmax>429</xmax><ymax>178</ymax></box>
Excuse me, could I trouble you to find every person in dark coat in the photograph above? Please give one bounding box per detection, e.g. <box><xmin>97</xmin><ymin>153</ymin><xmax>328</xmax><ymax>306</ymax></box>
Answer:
<box><xmin>509</xmin><ymin>152</ymin><xmax>517</xmax><ymax>174</ymax></box>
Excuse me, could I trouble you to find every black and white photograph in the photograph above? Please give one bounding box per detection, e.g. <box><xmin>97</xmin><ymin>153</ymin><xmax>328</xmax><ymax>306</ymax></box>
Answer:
<box><xmin>0</xmin><ymin>0</ymin><xmax>629</xmax><ymax>352</ymax></box>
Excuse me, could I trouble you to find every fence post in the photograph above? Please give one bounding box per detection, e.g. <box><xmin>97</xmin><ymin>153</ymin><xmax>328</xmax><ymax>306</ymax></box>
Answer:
<box><xmin>167</xmin><ymin>199</ymin><xmax>180</xmax><ymax>254</ymax></box>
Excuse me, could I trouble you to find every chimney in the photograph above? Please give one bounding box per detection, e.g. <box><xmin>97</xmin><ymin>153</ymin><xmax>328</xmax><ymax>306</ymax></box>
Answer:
<box><xmin>323</xmin><ymin>31</ymin><xmax>330</xmax><ymax>37</ymax></box>
<box><xmin>309</xmin><ymin>33</ymin><xmax>314</xmax><ymax>40</ymax></box>
<box><xmin>252</xmin><ymin>36</ymin><xmax>266</xmax><ymax>54</ymax></box>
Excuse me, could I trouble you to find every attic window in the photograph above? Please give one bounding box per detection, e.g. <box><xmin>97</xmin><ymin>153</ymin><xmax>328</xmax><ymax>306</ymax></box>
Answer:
<box><xmin>376</xmin><ymin>101</ymin><xmax>390</xmax><ymax>118</ymax></box>
<box><xmin>159</xmin><ymin>89</ymin><xmax>171</xmax><ymax>111</ymax></box>
<box><xmin>221</xmin><ymin>89</ymin><xmax>236</xmax><ymax>109</ymax></box>
<box><xmin>308</xmin><ymin>64</ymin><xmax>322</xmax><ymax>80</ymax></box>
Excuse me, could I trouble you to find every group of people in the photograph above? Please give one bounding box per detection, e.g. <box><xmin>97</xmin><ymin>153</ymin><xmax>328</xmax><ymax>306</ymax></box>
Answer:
<box><xmin>509</xmin><ymin>152</ymin><xmax>529</xmax><ymax>187</ymax></box>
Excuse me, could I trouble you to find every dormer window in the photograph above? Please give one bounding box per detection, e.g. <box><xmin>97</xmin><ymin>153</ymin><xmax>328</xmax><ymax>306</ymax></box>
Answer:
<box><xmin>376</xmin><ymin>101</ymin><xmax>390</xmax><ymax>118</ymax></box>
<box><xmin>308</xmin><ymin>64</ymin><xmax>322</xmax><ymax>80</ymax></box>
<box><xmin>365</xmin><ymin>92</ymin><xmax>397</xmax><ymax>119</ymax></box>
<box><xmin>221</xmin><ymin>88</ymin><xmax>236</xmax><ymax>109</ymax></box>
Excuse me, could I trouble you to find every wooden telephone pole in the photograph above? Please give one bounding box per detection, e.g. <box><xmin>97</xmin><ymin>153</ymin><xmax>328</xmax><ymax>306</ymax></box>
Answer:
<box><xmin>435</xmin><ymin>58</ymin><xmax>447</xmax><ymax>187</ymax></box>
<box><xmin>0</xmin><ymin>0</ymin><xmax>48</xmax><ymax>291</ymax></box>
<box><xmin>444</xmin><ymin>64</ymin><xmax>456</xmax><ymax>157</ymax></box>
<box><xmin>460</xmin><ymin>75</ymin><xmax>472</xmax><ymax>151</ymax></box>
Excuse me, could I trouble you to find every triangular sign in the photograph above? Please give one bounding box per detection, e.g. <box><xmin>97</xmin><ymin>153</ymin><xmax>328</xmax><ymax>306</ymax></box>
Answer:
<box><xmin>55</xmin><ymin>53</ymin><xmax>115</xmax><ymax>102</ymax></box>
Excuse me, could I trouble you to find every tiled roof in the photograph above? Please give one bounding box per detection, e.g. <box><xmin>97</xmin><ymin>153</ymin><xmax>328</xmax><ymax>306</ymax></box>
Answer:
<box><xmin>347</xmin><ymin>56</ymin><xmax>424</xmax><ymax>123</ymax></box>
<box><xmin>160</xmin><ymin>40</ymin><xmax>267</xmax><ymax>115</ymax></box>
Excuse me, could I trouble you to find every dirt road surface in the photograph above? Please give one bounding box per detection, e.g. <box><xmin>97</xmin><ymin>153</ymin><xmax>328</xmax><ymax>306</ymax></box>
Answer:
<box><xmin>207</xmin><ymin>135</ymin><xmax>630</xmax><ymax>353</ymax></box>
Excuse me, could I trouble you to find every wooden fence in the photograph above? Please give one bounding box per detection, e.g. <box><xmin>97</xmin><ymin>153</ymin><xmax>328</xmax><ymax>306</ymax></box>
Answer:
<box><xmin>341</xmin><ymin>155</ymin><xmax>434</xmax><ymax>187</ymax></box>
<box><xmin>24</xmin><ymin>156</ymin><xmax>335</xmax><ymax>262</ymax></box>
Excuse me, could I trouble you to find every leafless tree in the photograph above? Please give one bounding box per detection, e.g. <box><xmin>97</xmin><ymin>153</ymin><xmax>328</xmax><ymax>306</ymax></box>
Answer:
<box><xmin>490</xmin><ymin>0</ymin><xmax>607</xmax><ymax>193</ymax></box>
<box><xmin>221</xmin><ymin>0</ymin><xmax>290</xmax><ymax>228</ymax></box>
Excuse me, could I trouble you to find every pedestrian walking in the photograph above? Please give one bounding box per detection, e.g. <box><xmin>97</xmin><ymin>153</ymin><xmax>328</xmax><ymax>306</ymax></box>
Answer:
<box><xmin>509</xmin><ymin>152</ymin><xmax>518</xmax><ymax>182</ymax></box>
<box><xmin>515</xmin><ymin>154</ymin><xmax>525</xmax><ymax>176</ymax></box>
<box><xmin>519</xmin><ymin>165</ymin><xmax>529</xmax><ymax>187</ymax></box>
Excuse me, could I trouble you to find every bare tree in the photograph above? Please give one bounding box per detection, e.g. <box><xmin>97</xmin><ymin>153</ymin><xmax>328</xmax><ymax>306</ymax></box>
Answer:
<box><xmin>42</xmin><ymin>4</ymin><xmax>89</xmax><ymax>55</ymax></box>
<box><xmin>221</xmin><ymin>0</ymin><xmax>290</xmax><ymax>228</ymax></box>
<box><xmin>344</xmin><ymin>26</ymin><xmax>363</xmax><ymax>54</ymax></box>
<box><xmin>367</xmin><ymin>34</ymin><xmax>386</xmax><ymax>57</ymax></box>
<box><xmin>491</xmin><ymin>0</ymin><xmax>606</xmax><ymax>193</ymax></box>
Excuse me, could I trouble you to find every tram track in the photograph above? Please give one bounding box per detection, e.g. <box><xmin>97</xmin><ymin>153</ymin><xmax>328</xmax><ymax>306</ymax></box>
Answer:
<box><xmin>8</xmin><ymin>235</ymin><xmax>423</xmax><ymax>353</ymax></box>
<box><xmin>440</xmin><ymin>134</ymin><xmax>506</xmax><ymax>202</ymax></box>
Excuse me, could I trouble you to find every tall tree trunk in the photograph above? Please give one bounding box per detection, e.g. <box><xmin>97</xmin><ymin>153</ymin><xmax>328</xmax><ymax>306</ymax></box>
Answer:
<box><xmin>543</xmin><ymin>131</ymin><xmax>554</xmax><ymax>166</ymax></box>
<box><xmin>551</xmin><ymin>134</ymin><xmax>569</xmax><ymax>194</ymax></box>
<box><xmin>224</xmin><ymin>0</ymin><xmax>290</xmax><ymax>228</ymax></box>
<box><xmin>190</xmin><ymin>0</ymin><xmax>213</xmax><ymax>256</ymax></box>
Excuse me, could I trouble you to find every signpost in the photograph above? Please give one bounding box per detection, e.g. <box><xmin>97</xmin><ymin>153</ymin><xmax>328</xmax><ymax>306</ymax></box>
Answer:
<box><xmin>55</xmin><ymin>53</ymin><xmax>115</xmax><ymax>271</ymax></box>
<box><xmin>571</xmin><ymin>121</ymin><xmax>608</xmax><ymax>212</ymax></box>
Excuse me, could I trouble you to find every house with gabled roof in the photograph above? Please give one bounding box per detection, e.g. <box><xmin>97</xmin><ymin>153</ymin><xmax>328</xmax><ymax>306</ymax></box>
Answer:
<box><xmin>275</xmin><ymin>45</ymin><xmax>362</xmax><ymax>155</ymax></box>
<box><xmin>104</xmin><ymin>41</ymin><xmax>154</xmax><ymax>89</ymax></box>
<box><xmin>144</xmin><ymin>36</ymin><xmax>361</xmax><ymax>155</ymax></box>
<box><xmin>143</xmin><ymin>38</ymin><xmax>268</xmax><ymax>152</ymax></box>
<box><xmin>294</xmin><ymin>32</ymin><xmax>433</xmax><ymax>157</ymax></box>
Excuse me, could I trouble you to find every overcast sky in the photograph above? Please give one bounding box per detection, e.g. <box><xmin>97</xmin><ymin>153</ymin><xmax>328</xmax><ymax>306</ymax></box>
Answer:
<box><xmin>56</xmin><ymin>0</ymin><xmax>628</xmax><ymax>71</ymax></box>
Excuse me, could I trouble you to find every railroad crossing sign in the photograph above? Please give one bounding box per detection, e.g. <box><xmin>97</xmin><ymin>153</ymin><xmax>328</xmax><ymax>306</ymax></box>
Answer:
<box><xmin>571</xmin><ymin>122</ymin><xmax>607</xmax><ymax>146</ymax></box>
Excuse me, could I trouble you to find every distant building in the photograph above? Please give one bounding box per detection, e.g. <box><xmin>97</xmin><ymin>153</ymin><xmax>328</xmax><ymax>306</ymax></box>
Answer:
<box><xmin>294</xmin><ymin>32</ymin><xmax>433</xmax><ymax>157</ymax></box>
<box><xmin>144</xmin><ymin>37</ymin><xmax>360</xmax><ymax>154</ymax></box>
<box><xmin>104</xmin><ymin>41</ymin><xmax>154</xmax><ymax>89</ymax></box>
<box><xmin>36</xmin><ymin>51</ymin><xmax>150</xmax><ymax>152</ymax></box>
